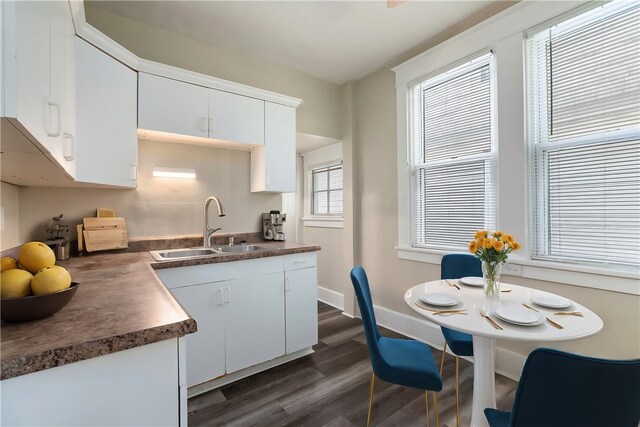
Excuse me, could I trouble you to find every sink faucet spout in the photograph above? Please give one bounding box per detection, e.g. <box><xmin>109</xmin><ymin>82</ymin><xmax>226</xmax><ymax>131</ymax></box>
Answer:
<box><xmin>203</xmin><ymin>196</ymin><xmax>225</xmax><ymax>247</ymax></box>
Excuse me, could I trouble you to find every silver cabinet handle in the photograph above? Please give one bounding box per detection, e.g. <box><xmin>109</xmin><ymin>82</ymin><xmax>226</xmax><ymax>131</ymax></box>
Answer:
<box><xmin>63</xmin><ymin>133</ymin><xmax>74</xmax><ymax>161</ymax></box>
<box><xmin>208</xmin><ymin>118</ymin><xmax>214</xmax><ymax>137</ymax></box>
<box><xmin>131</xmin><ymin>164</ymin><xmax>138</xmax><ymax>181</ymax></box>
<box><xmin>46</xmin><ymin>100</ymin><xmax>61</xmax><ymax>137</ymax></box>
<box><xmin>266</xmin><ymin>173</ymin><xmax>270</xmax><ymax>187</ymax></box>
<box><xmin>223</xmin><ymin>287</ymin><xmax>230</xmax><ymax>304</ymax></box>
<box><xmin>285</xmin><ymin>277</ymin><xmax>291</xmax><ymax>292</ymax></box>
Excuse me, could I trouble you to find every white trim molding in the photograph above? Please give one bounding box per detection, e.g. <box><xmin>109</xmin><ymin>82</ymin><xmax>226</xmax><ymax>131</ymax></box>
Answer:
<box><xmin>302</xmin><ymin>217</ymin><xmax>344</xmax><ymax>229</ymax></box>
<box><xmin>317</xmin><ymin>286</ymin><xmax>345</xmax><ymax>311</ymax></box>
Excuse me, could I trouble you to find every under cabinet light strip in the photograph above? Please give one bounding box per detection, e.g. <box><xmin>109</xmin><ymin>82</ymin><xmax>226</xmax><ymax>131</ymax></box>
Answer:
<box><xmin>152</xmin><ymin>167</ymin><xmax>196</xmax><ymax>179</ymax></box>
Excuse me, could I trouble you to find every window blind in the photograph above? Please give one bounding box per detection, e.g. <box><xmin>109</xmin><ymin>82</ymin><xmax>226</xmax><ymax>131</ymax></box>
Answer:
<box><xmin>409</xmin><ymin>53</ymin><xmax>496</xmax><ymax>249</ymax></box>
<box><xmin>528</xmin><ymin>0</ymin><xmax>640</xmax><ymax>269</ymax></box>
<box><xmin>312</xmin><ymin>164</ymin><xmax>343</xmax><ymax>216</ymax></box>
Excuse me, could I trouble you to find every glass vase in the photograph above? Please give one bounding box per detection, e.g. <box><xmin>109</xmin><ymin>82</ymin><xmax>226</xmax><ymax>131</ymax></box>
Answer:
<box><xmin>482</xmin><ymin>260</ymin><xmax>503</xmax><ymax>299</ymax></box>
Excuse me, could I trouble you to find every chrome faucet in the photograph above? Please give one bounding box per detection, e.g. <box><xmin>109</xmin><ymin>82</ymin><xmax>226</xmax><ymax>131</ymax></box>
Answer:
<box><xmin>203</xmin><ymin>196</ymin><xmax>226</xmax><ymax>247</ymax></box>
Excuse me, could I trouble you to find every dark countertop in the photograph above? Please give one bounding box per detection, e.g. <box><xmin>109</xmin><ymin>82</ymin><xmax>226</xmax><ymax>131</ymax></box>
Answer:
<box><xmin>1</xmin><ymin>238</ymin><xmax>320</xmax><ymax>381</ymax></box>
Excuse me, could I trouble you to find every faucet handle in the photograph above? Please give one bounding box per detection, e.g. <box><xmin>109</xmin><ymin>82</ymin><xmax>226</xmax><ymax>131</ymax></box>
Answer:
<box><xmin>228</xmin><ymin>236</ymin><xmax>235</xmax><ymax>246</ymax></box>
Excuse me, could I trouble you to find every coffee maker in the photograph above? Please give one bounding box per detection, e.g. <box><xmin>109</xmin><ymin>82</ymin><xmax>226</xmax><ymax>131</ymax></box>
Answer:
<box><xmin>262</xmin><ymin>210</ymin><xmax>286</xmax><ymax>241</ymax></box>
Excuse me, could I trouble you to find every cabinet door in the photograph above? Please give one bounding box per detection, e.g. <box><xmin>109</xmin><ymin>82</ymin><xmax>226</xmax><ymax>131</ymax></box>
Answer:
<box><xmin>170</xmin><ymin>283</ymin><xmax>226</xmax><ymax>387</ymax></box>
<box><xmin>208</xmin><ymin>89</ymin><xmax>264</xmax><ymax>146</ymax></box>
<box><xmin>225</xmin><ymin>272</ymin><xmax>285</xmax><ymax>373</ymax></box>
<box><xmin>49</xmin><ymin>0</ymin><xmax>76</xmax><ymax>176</ymax></box>
<box><xmin>75</xmin><ymin>38</ymin><xmax>138</xmax><ymax>187</ymax></box>
<box><xmin>285</xmin><ymin>267</ymin><xmax>318</xmax><ymax>353</ymax></box>
<box><xmin>251</xmin><ymin>102</ymin><xmax>296</xmax><ymax>192</ymax></box>
<box><xmin>5</xmin><ymin>1</ymin><xmax>51</xmax><ymax>147</ymax></box>
<box><xmin>139</xmin><ymin>73</ymin><xmax>209</xmax><ymax>139</ymax></box>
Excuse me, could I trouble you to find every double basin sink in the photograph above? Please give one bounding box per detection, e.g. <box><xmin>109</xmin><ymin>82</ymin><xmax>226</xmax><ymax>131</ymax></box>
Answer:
<box><xmin>150</xmin><ymin>245</ymin><xmax>269</xmax><ymax>261</ymax></box>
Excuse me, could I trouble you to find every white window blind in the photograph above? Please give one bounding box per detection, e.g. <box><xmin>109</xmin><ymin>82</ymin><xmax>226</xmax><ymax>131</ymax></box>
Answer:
<box><xmin>528</xmin><ymin>0</ymin><xmax>640</xmax><ymax>269</ymax></box>
<box><xmin>408</xmin><ymin>52</ymin><xmax>496</xmax><ymax>249</ymax></box>
<box><xmin>312</xmin><ymin>164</ymin><xmax>343</xmax><ymax>216</ymax></box>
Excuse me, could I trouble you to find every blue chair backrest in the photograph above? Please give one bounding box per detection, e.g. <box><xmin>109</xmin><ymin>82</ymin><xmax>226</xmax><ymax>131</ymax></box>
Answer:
<box><xmin>441</xmin><ymin>253</ymin><xmax>482</xmax><ymax>280</ymax></box>
<box><xmin>350</xmin><ymin>266</ymin><xmax>383</xmax><ymax>368</ymax></box>
<box><xmin>509</xmin><ymin>348</ymin><xmax>640</xmax><ymax>427</ymax></box>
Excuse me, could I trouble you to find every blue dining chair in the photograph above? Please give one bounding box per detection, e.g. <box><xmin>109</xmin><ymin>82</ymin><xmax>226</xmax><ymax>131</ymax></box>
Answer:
<box><xmin>440</xmin><ymin>253</ymin><xmax>481</xmax><ymax>427</ymax></box>
<box><xmin>350</xmin><ymin>266</ymin><xmax>443</xmax><ymax>427</ymax></box>
<box><xmin>485</xmin><ymin>348</ymin><xmax>640</xmax><ymax>427</ymax></box>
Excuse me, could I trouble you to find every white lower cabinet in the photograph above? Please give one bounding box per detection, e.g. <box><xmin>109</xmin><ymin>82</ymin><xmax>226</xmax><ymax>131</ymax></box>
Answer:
<box><xmin>1</xmin><ymin>339</ymin><xmax>183</xmax><ymax>426</ymax></box>
<box><xmin>285</xmin><ymin>266</ymin><xmax>318</xmax><ymax>353</ymax></box>
<box><xmin>157</xmin><ymin>253</ymin><xmax>317</xmax><ymax>390</ymax></box>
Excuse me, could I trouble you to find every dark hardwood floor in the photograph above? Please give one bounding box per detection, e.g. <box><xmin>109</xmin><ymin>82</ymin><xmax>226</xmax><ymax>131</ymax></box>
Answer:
<box><xmin>188</xmin><ymin>302</ymin><xmax>518</xmax><ymax>426</ymax></box>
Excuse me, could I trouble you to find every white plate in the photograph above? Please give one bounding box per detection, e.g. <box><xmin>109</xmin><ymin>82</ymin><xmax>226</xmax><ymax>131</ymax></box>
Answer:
<box><xmin>494</xmin><ymin>306</ymin><xmax>544</xmax><ymax>326</ymax></box>
<box><xmin>530</xmin><ymin>293</ymin><xmax>571</xmax><ymax>309</ymax></box>
<box><xmin>419</xmin><ymin>293</ymin><xmax>461</xmax><ymax>307</ymax></box>
<box><xmin>459</xmin><ymin>276</ymin><xmax>484</xmax><ymax>287</ymax></box>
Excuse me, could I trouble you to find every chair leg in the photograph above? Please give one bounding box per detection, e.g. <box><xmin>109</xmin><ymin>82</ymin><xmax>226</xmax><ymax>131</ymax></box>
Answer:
<box><xmin>425</xmin><ymin>391</ymin><xmax>430</xmax><ymax>427</ymax></box>
<box><xmin>433</xmin><ymin>391</ymin><xmax>440</xmax><ymax>427</ymax></box>
<box><xmin>440</xmin><ymin>342</ymin><xmax>447</xmax><ymax>374</ymax></box>
<box><xmin>455</xmin><ymin>356</ymin><xmax>461</xmax><ymax>427</ymax></box>
<box><xmin>367</xmin><ymin>373</ymin><xmax>375</xmax><ymax>427</ymax></box>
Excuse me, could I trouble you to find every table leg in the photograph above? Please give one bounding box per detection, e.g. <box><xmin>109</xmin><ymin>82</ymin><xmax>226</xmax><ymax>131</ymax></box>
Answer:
<box><xmin>470</xmin><ymin>335</ymin><xmax>496</xmax><ymax>427</ymax></box>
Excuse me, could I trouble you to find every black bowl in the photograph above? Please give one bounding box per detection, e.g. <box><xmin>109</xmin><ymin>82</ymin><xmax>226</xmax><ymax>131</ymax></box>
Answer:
<box><xmin>1</xmin><ymin>282</ymin><xmax>79</xmax><ymax>322</ymax></box>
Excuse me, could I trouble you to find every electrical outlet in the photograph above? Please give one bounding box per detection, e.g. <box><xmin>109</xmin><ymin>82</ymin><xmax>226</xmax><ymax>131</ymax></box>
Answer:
<box><xmin>502</xmin><ymin>263</ymin><xmax>522</xmax><ymax>276</ymax></box>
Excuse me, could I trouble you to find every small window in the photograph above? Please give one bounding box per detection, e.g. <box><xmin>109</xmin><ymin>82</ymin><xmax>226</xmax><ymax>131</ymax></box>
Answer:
<box><xmin>311</xmin><ymin>164</ymin><xmax>343</xmax><ymax>216</ymax></box>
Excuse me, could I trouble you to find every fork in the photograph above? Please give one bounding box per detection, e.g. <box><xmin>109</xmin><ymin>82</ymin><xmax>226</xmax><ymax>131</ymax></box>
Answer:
<box><xmin>479</xmin><ymin>308</ymin><xmax>503</xmax><ymax>330</ymax></box>
<box><xmin>554</xmin><ymin>311</ymin><xmax>583</xmax><ymax>317</ymax></box>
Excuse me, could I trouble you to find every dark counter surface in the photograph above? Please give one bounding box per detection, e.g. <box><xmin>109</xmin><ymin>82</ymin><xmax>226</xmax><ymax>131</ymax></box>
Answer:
<box><xmin>1</xmin><ymin>237</ymin><xmax>319</xmax><ymax>380</ymax></box>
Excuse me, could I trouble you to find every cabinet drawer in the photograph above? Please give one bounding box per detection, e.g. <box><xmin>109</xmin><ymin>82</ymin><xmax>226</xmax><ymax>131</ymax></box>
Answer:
<box><xmin>156</xmin><ymin>256</ymin><xmax>284</xmax><ymax>289</ymax></box>
<box><xmin>284</xmin><ymin>252</ymin><xmax>317</xmax><ymax>271</ymax></box>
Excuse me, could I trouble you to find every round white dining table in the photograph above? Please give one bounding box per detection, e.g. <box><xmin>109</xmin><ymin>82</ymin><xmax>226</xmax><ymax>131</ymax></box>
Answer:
<box><xmin>404</xmin><ymin>280</ymin><xmax>603</xmax><ymax>427</ymax></box>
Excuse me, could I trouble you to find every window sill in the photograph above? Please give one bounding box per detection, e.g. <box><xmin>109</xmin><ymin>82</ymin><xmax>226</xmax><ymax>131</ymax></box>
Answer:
<box><xmin>302</xmin><ymin>217</ymin><xmax>343</xmax><ymax>229</ymax></box>
<box><xmin>396</xmin><ymin>245</ymin><xmax>640</xmax><ymax>296</ymax></box>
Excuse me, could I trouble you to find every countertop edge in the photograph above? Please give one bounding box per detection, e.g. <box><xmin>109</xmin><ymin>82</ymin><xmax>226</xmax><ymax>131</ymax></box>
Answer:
<box><xmin>1</xmin><ymin>318</ymin><xmax>197</xmax><ymax>381</ymax></box>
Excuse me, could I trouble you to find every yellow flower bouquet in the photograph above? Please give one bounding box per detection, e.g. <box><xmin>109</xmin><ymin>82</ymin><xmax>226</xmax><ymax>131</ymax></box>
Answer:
<box><xmin>469</xmin><ymin>231</ymin><xmax>521</xmax><ymax>298</ymax></box>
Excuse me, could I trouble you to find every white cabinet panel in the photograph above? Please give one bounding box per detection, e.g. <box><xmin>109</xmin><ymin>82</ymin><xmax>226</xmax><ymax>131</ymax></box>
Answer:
<box><xmin>139</xmin><ymin>73</ymin><xmax>209</xmax><ymax>139</ymax></box>
<box><xmin>75</xmin><ymin>38</ymin><xmax>137</xmax><ymax>187</ymax></box>
<box><xmin>251</xmin><ymin>102</ymin><xmax>296</xmax><ymax>192</ymax></box>
<box><xmin>171</xmin><ymin>283</ymin><xmax>226</xmax><ymax>387</ymax></box>
<box><xmin>225</xmin><ymin>272</ymin><xmax>285</xmax><ymax>373</ymax></box>
<box><xmin>208</xmin><ymin>89</ymin><xmax>264</xmax><ymax>146</ymax></box>
<box><xmin>49</xmin><ymin>0</ymin><xmax>76</xmax><ymax>176</ymax></box>
<box><xmin>285</xmin><ymin>267</ymin><xmax>318</xmax><ymax>354</ymax></box>
<box><xmin>1</xmin><ymin>339</ymin><xmax>180</xmax><ymax>426</ymax></box>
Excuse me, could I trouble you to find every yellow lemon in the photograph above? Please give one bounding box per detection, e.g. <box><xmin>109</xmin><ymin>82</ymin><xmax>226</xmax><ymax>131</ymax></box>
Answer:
<box><xmin>18</xmin><ymin>242</ymin><xmax>56</xmax><ymax>274</ymax></box>
<box><xmin>1</xmin><ymin>257</ymin><xmax>18</xmax><ymax>272</ymax></box>
<box><xmin>31</xmin><ymin>265</ymin><xmax>72</xmax><ymax>295</ymax></box>
<box><xmin>1</xmin><ymin>269</ymin><xmax>34</xmax><ymax>298</ymax></box>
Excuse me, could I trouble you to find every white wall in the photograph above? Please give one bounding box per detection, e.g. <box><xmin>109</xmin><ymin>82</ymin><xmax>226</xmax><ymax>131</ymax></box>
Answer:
<box><xmin>16</xmin><ymin>140</ymin><xmax>281</xmax><ymax>242</ymax></box>
<box><xmin>0</xmin><ymin>182</ymin><xmax>20</xmax><ymax>250</ymax></box>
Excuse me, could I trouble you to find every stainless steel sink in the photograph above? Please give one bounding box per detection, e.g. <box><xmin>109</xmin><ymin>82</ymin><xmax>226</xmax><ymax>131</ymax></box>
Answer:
<box><xmin>211</xmin><ymin>245</ymin><xmax>268</xmax><ymax>253</ymax></box>
<box><xmin>150</xmin><ymin>247</ymin><xmax>218</xmax><ymax>261</ymax></box>
<box><xmin>150</xmin><ymin>245</ymin><xmax>269</xmax><ymax>261</ymax></box>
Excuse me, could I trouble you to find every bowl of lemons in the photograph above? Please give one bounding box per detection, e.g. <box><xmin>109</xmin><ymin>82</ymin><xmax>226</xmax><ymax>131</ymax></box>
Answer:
<box><xmin>1</xmin><ymin>242</ymin><xmax>78</xmax><ymax>322</ymax></box>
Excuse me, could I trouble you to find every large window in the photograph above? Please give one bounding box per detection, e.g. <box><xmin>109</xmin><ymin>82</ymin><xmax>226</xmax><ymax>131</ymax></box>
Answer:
<box><xmin>408</xmin><ymin>52</ymin><xmax>496</xmax><ymax>250</ymax></box>
<box><xmin>311</xmin><ymin>163</ymin><xmax>343</xmax><ymax>216</ymax></box>
<box><xmin>527</xmin><ymin>1</ymin><xmax>640</xmax><ymax>270</ymax></box>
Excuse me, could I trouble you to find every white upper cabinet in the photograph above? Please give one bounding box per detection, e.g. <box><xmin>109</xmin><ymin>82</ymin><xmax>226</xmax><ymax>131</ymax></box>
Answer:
<box><xmin>208</xmin><ymin>89</ymin><xmax>264</xmax><ymax>146</ymax></box>
<box><xmin>138</xmin><ymin>73</ymin><xmax>209</xmax><ymax>139</ymax></box>
<box><xmin>251</xmin><ymin>102</ymin><xmax>296</xmax><ymax>193</ymax></box>
<box><xmin>75</xmin><ymin>38</ymin><xmax>138</xmax><ymax>188</ymax></box>
<box><xmin>2</xmin><ymin>0</ymin><xmax>76</xmax><ymax>177</ymax></box>
<box><xmin>139</xmin><ymin>72</ymin><xmax>265</xmax><ymax>148</ymax></box>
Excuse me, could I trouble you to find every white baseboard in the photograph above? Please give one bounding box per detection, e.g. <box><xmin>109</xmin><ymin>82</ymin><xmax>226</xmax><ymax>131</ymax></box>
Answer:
<box><xmin>317</xmin><ymin>286</ymin><xmax>344</xmax><ymax>311</ymax></box>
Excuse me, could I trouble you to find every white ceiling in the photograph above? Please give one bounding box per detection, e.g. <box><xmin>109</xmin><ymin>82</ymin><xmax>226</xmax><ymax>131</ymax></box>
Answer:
<box><xmin>87</xmin><ymin>0</ymin><xmax>499</xmax><ymax>85</ymax></box>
